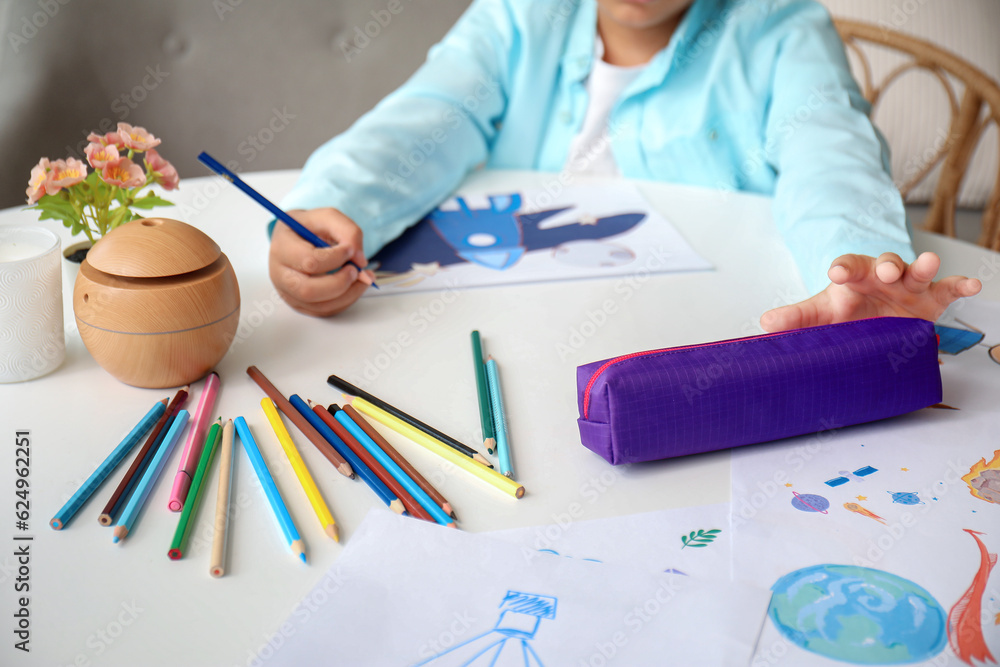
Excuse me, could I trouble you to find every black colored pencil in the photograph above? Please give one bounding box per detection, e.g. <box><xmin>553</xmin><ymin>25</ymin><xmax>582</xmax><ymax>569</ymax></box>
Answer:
<box><xmin>327</xmin><ymin>374</ymin><xmax>492</xmax><ymax>468</ymax></box>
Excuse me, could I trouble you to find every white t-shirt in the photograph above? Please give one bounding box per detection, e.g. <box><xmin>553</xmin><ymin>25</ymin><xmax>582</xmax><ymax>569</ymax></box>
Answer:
<box><xmin>563</xmin><ymin>41</ymin><xmax>646</xmax><ymax>176</ymax></box>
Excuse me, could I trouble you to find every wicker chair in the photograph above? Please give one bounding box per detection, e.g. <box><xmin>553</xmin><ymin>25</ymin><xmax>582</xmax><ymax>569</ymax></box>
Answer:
<box><xmin>834</xmin><ymin>18</ymin><xmax>1000</xmax><ymax>250</ymax></box>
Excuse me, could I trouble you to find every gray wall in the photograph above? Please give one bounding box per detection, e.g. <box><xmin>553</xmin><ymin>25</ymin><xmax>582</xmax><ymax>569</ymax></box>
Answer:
<box><xmin>0</xmin><ymin>0</ymin><xmax>471</xmax><ymax>208</ymax></box>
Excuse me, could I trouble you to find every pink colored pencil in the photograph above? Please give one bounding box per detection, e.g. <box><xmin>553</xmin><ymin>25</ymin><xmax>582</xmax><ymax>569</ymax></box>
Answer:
<box><xmin>168</xmin><ymin>371</ymin><xmax>221</xmax><ymax>511</ymax></box>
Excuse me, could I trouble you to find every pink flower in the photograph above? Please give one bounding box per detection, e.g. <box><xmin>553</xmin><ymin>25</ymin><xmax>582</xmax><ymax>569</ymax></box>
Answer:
<box><xmin>47</xmin><ymin>158</ymin><xmax>88</xmax><ymax>190</ymax></box>
<box><xmin>85</xmin><ymin>142</ymin><xmax>120</xmax><ymax>169</ymax></box>
<box><xmin>102</xmin><ymin>157</ymin><xmax>146</xmax><ymax>188</ymax></box>
<box><xmin>25</xmin><ymin>158</ymin><xmax>51</xmax><ymax>204</ymax></box>
<box><xmin>87</xmin><ymin>131</ymin><xmax>126</xmax><ymax>150</ymax></box>
<box><xmin>117</xmin><ymin>123</ymin><xmax>161</xmax><ymax>151</ymax></box>
<box><xmin>144</xmin><ymin>149</ymin><xmax>179</xmax><ymax>191</ymax></box>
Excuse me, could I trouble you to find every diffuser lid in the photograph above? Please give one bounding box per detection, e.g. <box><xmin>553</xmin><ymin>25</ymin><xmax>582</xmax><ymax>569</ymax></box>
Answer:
<box><xmin>86</xmin><ymin>218</ymin><xmax>221</xmax><ymax>278</ymax></box>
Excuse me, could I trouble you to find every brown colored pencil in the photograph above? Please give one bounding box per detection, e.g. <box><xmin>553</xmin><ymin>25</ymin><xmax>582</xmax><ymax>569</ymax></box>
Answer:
<box><xmin>246</xmin><ymin>366</ymin><xmax>354</xmax><ymax>479</ymax></box>
<box><xmin>310</xmin><ymin>402</ymin><xmax>412</xmax><ymax>517</ymax></box>
<box><xmin>98</xmin><ymin>386</ymin><xmax>189</xmax><ymax>526</ymax></box>
<box><xmin>338</xmin><ymin>403</ymin><xmax>456</xmax><ymax>520</ymax></box>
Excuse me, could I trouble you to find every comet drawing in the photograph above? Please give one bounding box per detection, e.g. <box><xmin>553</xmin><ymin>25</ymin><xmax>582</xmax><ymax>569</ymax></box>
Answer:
<box><xmin>843</xmin><ymin>502</ymin><xmax>887</xmax><ymax>525</ymax></box>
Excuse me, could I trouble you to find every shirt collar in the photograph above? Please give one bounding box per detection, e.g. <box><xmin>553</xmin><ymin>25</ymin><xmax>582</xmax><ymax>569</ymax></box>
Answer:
<box><xmin>563</xmin><ymin>0</ymin><xmax>730</xmax><ymax>87</ymax></box>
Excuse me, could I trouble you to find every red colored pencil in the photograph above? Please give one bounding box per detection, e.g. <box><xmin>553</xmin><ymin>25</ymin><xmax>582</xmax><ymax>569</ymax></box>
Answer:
<box><xmin>246</xmin><ymin>366</ymin><xmax>354</xmax><ymax>479</ymax></box>
<box><xmin>310</xmin><ymin>402</ymin><xmax>425</xmax><ymax>520</ymax></box>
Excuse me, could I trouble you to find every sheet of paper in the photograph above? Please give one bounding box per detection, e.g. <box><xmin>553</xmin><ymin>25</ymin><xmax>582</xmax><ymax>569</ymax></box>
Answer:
<box><xmin>730</xmin><ymin>304</ymin><xmax>1000</xmax><ymax>667</ymax></box>
<box><xmin>488</xmin><ymin>503</ymin><xmax>732</xmax><ymax>581</ymax></box>
<box><xmin>366</xmin><ymin>182</ymin><xmax>712</xmax><ymax>294</ymax></box>
<box><xmin>261</xmin><ymin>510</ymin><xmax>770</xmax><ymax>666</ymax></box>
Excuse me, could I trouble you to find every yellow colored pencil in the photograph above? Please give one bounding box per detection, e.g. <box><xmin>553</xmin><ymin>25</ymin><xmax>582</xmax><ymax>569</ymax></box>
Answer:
<box><xmin>260</xmin><ymin>398</ymin><xmax>340</xmax><ymax>541</ymax></box>
<box><xmin>348</xmin><ymin>396</ymin><xmax>524</xmax><ymax>499</ymax></box>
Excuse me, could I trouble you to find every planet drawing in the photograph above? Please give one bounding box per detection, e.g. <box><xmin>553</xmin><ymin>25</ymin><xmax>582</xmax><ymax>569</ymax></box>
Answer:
<box><xmin>769</xmin><ymin>564</ymin><xmax>947</xmax><ymax>664</ymax></box>
<box><xmin>791</xmin><ymin>492</ymin><xmax>830</xmax><ymax>513</ymax></box>
<box><xmin>888</xmin><ymin>491</ymin><xmax>923</xmax><ymax>505</ymax></box>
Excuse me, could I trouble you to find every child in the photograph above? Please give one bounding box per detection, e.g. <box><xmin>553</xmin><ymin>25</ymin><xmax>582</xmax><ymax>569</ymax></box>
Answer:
<box><xmin>271</xmin><ymin>0</ymin><xmax>980</xmax><ymax>325</ymax></box>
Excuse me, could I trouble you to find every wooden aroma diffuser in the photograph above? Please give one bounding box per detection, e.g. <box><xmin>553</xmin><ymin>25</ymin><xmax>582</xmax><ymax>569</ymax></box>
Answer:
<box><xmin>73</xmin><ymin>218</ymin><xmax>240</xmax><ymax>388</ymax></box>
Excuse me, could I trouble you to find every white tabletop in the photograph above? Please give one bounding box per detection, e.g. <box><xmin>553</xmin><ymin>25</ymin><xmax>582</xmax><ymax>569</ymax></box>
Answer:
<box><xmin>1</xmin><ymin>170</ymin><xmax>997</xmax><ymax>666</ymax></box>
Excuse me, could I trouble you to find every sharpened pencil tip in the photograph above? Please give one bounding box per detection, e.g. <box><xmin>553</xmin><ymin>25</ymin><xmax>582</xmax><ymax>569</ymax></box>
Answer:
<box><xmin>291</xmin><ymin>539</ymin><xmax>307</xmax><ymax>563</ymax></box>
<box><xmin>325</xmin><ymin>524</ymin><xmax>340</xmax><ymax>542</ymax></box>
<box><xmin>485</xmin><ymin>437</ymin><xmax>496</xmax><ymax>455</ymax></box>
<box><xmin>338</xmin><ymin>462</ymin><xmax>355</xmax><ymax>479</ymax></box>
<box><xmin>390</xmin><ymin>499</ymin><xmax>406</xmax><ymax>514</ymax></box>
<box><xmin>300</xmin><ymin>553</ymin><xmax>307</xmax><ymax>563</ymax></box>
<box><xmin>112</xmin><ymin>525</ymin><xmax>127</xmax><ymax>542</ymax></box>
<box><xmin>473</xmin><ymin>453</ymin><xmax>493</xmax><ymax>468</ymax></box>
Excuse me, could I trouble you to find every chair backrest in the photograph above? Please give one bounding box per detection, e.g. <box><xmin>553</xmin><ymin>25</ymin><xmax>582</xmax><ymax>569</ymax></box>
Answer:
<box><xmin>834</xmin><ymin>18</ymin><xmax>1000</xmax><ymax>250</ymax></box>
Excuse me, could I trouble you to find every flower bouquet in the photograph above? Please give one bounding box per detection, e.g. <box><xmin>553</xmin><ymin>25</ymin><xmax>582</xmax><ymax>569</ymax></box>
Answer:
<box><xmin>25</xmin><ymin>123</ymin><xmax>178</xmax><ymax>250</ymax></box>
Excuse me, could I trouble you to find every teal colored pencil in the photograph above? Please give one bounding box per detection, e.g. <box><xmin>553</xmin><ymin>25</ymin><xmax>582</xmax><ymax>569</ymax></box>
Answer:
<box><xmin>333</xmin><ymin>409</ymin><xmax>455</xmax><ymax>528</ymax></box>
<box><xmin>486</xmin><ymin>357</ymin><xmax>513</xmax><ymax>478</ymax></box>
<box><xmin>234</xmin><ymin>417</ymin><xmax>306</xmax><ymax>563</ymax></box>
<box><xmin>113</xmin><ymin>410</ymin><xmax>190</xmax><ymax>543</ymax></box>
<box><xmin>50</xmin><ymin>399</ymin><xmax>167</xmax><ymax>530</ymax></box>
<box><xmin>471</xmin><ymin>330</ymin><xmax>496</xmax><ymax>454</ymax></box>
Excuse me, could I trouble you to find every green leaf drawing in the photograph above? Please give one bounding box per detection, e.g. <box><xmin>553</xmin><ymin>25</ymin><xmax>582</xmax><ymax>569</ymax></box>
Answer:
<box><xmin>681</xmin><ymin>528</ymin><xmax>721</xmax><ymax>549</ymax></box>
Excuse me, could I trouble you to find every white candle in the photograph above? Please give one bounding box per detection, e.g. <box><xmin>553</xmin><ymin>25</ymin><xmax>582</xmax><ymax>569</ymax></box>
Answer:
<box><xmin>0</xmin><ymin>241</ymin><xmax>47</xmax><ymax>263</ymax></box>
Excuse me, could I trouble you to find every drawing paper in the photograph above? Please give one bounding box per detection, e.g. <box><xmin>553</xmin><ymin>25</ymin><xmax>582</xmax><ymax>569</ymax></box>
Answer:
<box><xmin>263</xmin><ymin>510</ymin><xmax>769</xmax><ymax>666</ymax></box>
<box><xmin>365</xmin><ymin>182</ymin><xmax>712</xmax><ymax>294</ymax></box>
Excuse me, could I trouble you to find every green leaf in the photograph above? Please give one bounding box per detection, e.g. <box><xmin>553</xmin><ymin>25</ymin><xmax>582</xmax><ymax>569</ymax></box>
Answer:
<box><xmin>130</xmin><ymin>192</ymin><xmax>174</xmax><ymax>209</ymax></box>
<box><xmin>680</xmin><ymin>528</ymin><xmax>722</xmax><ymax>549</ymax></box>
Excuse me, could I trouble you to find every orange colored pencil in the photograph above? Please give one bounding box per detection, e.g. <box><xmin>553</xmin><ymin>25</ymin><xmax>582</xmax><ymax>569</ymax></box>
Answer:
<box><xmin>246</xmin><ymin>366</ymin><xmax>354</xmax><ymax>479</ymax></box>
<box><xmin>309</xmin><ymin>402</ymin><xmax>421</xmax><ymax>519</ymax></box>
<box><xmin>339</xmin><ymin>403</ymin><xmax>456</xmax><ymax>519</ymax></box>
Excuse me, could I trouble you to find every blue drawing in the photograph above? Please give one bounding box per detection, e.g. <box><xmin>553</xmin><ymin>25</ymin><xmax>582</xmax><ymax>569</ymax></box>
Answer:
<box><xmin>825</xmin><ymin>466</ymin><xmax>878</xmax><ymax>487</ymax></box>
<box><xmin>768</xmin><ymin>564</ymin><xmax>947</xmax><ymax>664</ymax></box>
<box><xmin>414</xmin><ymin>591</ymin><xmax>555</xmax><ymax>666</ymax></box>
<box><xmin>537</xmin><ymin>549</ymin><xmax>601</xmax><ymax>563</ymax></box>
<box><xmin>790</xmin><ymin>492</ymin><xmax>830</xmax><ymax>513</ymax></box>
<box><xmin>371</xmin><ymin>194</ymin><xmax>646</xmax><ymax>275</ymax></box>
<box><xmin>888</xmin><ymin>491</ymin><xmax>923</xmax><ymax>505</ymax></box>
<box><xmin>934</xmin><ymin>323</ymin><xmax>985</xmax><ymax>354</ymax></box>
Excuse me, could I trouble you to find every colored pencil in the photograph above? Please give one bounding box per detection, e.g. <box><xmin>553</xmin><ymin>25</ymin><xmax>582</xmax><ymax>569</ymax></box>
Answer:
<box><xmin>261</xmin><ymin>398</ymin><xmax>340</xmax><ymax>541</ymax></box>
<box><xmin>210</xmin><ymin>419</ymin><xmax>235</xmax><ymax>578</ymax></box>
<box><xmin>312</xmin><ymin>402</ymin><xmax>425</xmax><ymax>520</ymax></box>
<box><xmin>471</xmin><ymin>330</ymin><xmax>496</xmax><ymax>454</ymax></box>
<box><xmin>99</xmin><ymin>386</ymin><xmax>189</xmax><ymax>526</ymax></box>
<box><xmin>196</xmin><ymin>151</ymin><xmax>376</xmax><ymax>288</ymax></box>
<box><xmin>50</xmin><ymin>399</ymin><xmax>167</xmax><ymax>530</ymax></box>
<box><xmin>233</xmin><ymin>417</ymin><xmax>306</xmax><ymax>563</ymax></box>
<box><xmin>289</xmin><ymin>394</ymin><xmax>404</xmax><ymax>514</ymax></box>
<box><xmin>168</xmin><ymin>419</ymin><xmax>222</xmax><ymax>559</ymax></box>
<box><xmin>246</xmin><ymin>366</ymin><xmax>354</xmax><ymax>479</ymax></box>
<box><xmin>486</xmin><ymin>357</ymin><xmax>513</xmax><ymax>478</ymax></box>
<box><xmin>339</xmin><ymin>403</ymin><xmax>455</xmax><ymax>519</ymax></box>
<box><xmin>327</xmin><ymin>374</ymin><xmax>492</xmax><ymax>467</ymax></box>
<box><xmin>114</xmin><ymin>410</ymin><xmax>190</xmax><ymax>543</ymax></box>
<box><xmin>331</xmin><ymin>404</ymin><xmax>455</xmax><ymax>528</ymax></box>
<box><xmin>170</xmin><ymin>372</ymin><xmax>221</xmax><ymax>511</ymax></box>
<box><xmin>348</xmin><ymin>396</ymin><xmax>524</xmax><ymax>499</ymax></box>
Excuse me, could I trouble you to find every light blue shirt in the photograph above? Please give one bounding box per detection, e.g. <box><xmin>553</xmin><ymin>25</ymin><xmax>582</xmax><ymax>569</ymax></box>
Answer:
<box><xmin>281</xmin><ymin>0</ymin><xmax>913</xmax><ymax>294</ymax></box>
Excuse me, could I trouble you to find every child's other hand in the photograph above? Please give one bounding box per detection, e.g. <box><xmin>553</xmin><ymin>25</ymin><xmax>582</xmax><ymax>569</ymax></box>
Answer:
<box><xmin>268</xmin><ymin>208</ymin><xmax>374</xmax><ymax>317</ymax></box>
<box><xmin>759</xmin><ymin>252</ymin><xmax>982</xmax><ymax>332</ymax></box>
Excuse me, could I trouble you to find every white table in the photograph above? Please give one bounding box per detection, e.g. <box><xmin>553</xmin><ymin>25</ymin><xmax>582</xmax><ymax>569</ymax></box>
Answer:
<box><xmin>1</xmin><ymin>170</ymin><xmax>997</xmax><ymax>666</ymax></box>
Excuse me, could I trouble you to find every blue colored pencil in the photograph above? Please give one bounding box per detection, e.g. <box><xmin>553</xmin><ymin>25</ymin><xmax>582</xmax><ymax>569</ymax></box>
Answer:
<box><xmin>113</xmin><ymin>410</ymin><xmax>190</xmax><ymax>543</ymax></box>
<box><xmin>333</xmin><ymin>409</ymin><xmax>455</xmax><ymax>528</ymax></box>
<box><xmin>486</xmin><ymin>357</ymin><xmax>513</xmax><ymax>478</ymax></box>
<box><xmin>288</xmin><ymin>394</ymin><xmax>403</xmax><ymax>513</ymax></box>
<box><xmin>196</xmin><ymin>151</ymin><xmax>376</xmax><ymax>288</ymax></box>
<box><xmin>233</xmin><ymin>417</ymin><xmax>306</xmax><ymax>563</ymax></box>
<box><xmin>50</xmin><ymin>399</ymin><xmax>167</xmax><ymax>530</ymax></box>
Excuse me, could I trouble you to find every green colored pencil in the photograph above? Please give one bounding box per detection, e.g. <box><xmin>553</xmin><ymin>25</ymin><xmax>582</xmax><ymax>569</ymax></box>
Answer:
<box><xmin>471</xmin><ymin>330</ymin><xmax>496</xmax><ymax>454</ymax></box>
<box><xmin>168</xmin><ymin>419</ymin><xmax>222</xmax><ymax>560</ymax></box>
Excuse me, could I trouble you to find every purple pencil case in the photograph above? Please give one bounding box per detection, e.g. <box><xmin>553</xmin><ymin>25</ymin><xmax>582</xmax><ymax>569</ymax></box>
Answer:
<box><xmin>576</xmin><ymin>317</ymin><xmax>941</xmax><ymax>465</ymax></box>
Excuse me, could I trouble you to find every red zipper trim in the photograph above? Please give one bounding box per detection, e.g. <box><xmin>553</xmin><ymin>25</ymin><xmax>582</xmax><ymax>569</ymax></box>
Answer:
<box><xmin>581</xmin><ymin>330</ymin><xmax>792</xmax><ymax>420</ymax></box>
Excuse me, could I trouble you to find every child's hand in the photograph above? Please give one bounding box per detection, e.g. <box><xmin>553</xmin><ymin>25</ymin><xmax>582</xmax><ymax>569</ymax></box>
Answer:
<box><xmin>759</xmin><ymin>252</ymin><xmax>982</xmax><ymax>332</ymax></box>
<box><xmin>268</xmin><ymin>208</ymin><xmax>374</xmax><ymax>317</ymax></box>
